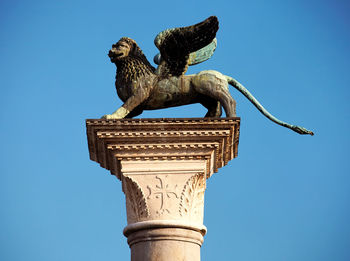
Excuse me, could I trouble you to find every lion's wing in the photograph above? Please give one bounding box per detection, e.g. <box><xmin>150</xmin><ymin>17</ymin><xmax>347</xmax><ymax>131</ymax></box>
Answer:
<box><xmin>154</xmin><ymin>16</ymin><xmax>219</xmax><ymax>77</ymax></box>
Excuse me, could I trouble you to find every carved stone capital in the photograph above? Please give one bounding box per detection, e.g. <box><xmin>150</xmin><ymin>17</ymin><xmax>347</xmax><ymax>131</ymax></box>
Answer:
<box><xmin>120</xmin><ymin>161</ymin><xmax>207</xmax><ymax>225</ymax></box>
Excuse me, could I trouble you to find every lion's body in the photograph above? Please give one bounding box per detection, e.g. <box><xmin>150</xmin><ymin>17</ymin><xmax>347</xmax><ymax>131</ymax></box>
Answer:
<box><xmin>141</xmin><ymin>71</ymin><xmax>231</xmax><ymax>112</ymax></box>
<box><xmin>143</xmin><ymin>75</ymin><xmax>199</xmax><ymax>110</ymax></box>
<box><xmin>111</xmin><ymin>57</ymin><xmax>235</xmax><ymax>119</ymax></box>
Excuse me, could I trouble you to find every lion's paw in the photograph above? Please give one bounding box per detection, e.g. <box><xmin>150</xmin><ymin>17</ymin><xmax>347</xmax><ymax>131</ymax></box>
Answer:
<box><xmin>101</xmin><ymin>114</ymin><xmax>118</xmax><ymax>120</ymax></box>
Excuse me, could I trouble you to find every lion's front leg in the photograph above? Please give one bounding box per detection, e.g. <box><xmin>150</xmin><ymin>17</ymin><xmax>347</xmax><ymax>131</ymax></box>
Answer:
<box><xmin>102</xmin><ymin>87</ymin><xmax>151</xmax><ymax>119</ymax></box>
<box><xmin>102</xmin><ymin>106</ymin><xmax>130</xmax><ymax>119</ymax></box>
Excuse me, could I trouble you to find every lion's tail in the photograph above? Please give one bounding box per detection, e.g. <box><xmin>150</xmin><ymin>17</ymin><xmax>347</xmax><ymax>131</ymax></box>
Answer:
<box><xmin>226</xmin><ymin>75</ymin><xmax>314</xmax><ymax>135</ymax></box>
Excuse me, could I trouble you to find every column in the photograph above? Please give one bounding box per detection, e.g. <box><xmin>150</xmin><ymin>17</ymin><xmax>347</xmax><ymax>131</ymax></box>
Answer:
<box><xmin>86</xmin><ymin>118</ymin><xmax>240</xmax><ymax>261</ymax></box>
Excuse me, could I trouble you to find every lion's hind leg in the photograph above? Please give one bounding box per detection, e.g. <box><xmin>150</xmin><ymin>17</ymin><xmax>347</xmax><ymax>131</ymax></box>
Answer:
<box><xmin>199</xmin><ymin>97</ymin><xmax>222</xmax><ymax>117</ymax></box>
<box><xmin>192</xmin><ymin>70</ymin><xmax>236</xmax><ymax>117</ymax></box>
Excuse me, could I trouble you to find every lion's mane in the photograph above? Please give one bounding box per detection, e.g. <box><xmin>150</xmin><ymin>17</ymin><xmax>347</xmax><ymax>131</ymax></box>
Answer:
<box><xmin>115</xmin><ymin>37</ymin><xmax>156</xmax><ymax>83</ymax></box>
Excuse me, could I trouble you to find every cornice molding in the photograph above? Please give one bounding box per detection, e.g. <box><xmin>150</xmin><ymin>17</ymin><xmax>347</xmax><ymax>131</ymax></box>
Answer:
<box><xmin>86</xmin><ymin>117</ymin><xmax>240</xmax><ymax>179</ymax></box>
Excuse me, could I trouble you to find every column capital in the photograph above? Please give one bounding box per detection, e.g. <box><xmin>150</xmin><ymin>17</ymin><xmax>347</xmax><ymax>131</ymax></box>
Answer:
<box><xmin>86</xmin><ymin>117</ymin><xmax>240</xmax><ymax>179</ymax></box>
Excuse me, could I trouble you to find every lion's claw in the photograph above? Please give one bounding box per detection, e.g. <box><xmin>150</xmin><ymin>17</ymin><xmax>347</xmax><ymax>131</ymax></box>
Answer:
<box><xmin>101</xmin><ymin>113</ymin><xmax>124</xmax><ymax>120</ymax></box>
<box><xmin>101</xmin><ymin>114</ymin><xmax>113</xmax><ymax>120</ymax></box>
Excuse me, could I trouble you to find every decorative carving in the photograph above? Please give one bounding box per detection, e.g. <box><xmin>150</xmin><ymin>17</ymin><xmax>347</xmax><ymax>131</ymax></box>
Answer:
<box><xmin>98</xmin><ymin>130</ymin><xmax>230</xmax><ymax>137</ymax></box>
<box><xmin>124</xmin><ymin>176</ymin><xmax>149</xmax><ymax>222</ymax></box>
<box><xmin>109</xmin><ymin>143</ymin><xmax>219</xmax><ymax>151</ymax></box>
<box><xmin>147</xmin><ymin>176</ymin><xmax>178</xmax><ymax>215</ymax></box>
<box><xmin>87</xmin><ymin>117</ymin><xmax>239</xmax><ymax>125</ymax></box>
<box><xmin>179</xmin><ymin>174</ymin><xmax>206</xmax><ymax>220</ymax></box>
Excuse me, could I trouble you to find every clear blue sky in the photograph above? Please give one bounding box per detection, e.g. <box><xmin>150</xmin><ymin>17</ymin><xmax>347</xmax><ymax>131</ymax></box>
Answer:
<box><xmin>1</xmin><ymin>0</ymin><xmax>349</xmax><ymax>260</ymax></box>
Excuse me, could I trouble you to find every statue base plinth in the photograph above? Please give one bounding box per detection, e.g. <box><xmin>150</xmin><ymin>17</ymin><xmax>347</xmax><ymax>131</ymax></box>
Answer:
<box><xmin>86</xmin><ymin>118</ymin><xmax>240</xmax><ymax>261</ymax></box>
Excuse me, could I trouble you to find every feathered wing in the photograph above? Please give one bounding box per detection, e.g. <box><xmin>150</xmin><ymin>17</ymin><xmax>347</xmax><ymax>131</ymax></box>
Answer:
<box><xmin>154</xmin><ymin>16</ymin><xmax>219</xmax><ymax>77</ymax></box>
<box><xmin>188</xmin><ymin>38</ymin><xmax>217</xmax><ymax>65</ymax></box>
<box><xmin>154</xmin><ymin>38</ymin><xmax>217</xmax><ymax>66</ymax></box>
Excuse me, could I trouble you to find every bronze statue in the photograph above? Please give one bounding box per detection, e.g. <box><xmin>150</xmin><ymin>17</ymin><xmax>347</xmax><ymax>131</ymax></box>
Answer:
<box><xmin>103</xmin><ymin>16</ymin><xmax>313</xmax><ymax>135</ymax></box>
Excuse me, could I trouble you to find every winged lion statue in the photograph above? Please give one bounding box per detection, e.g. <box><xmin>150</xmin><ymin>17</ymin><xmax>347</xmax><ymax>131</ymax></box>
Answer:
<box><xmin>102</xmin><ymin>16</ymin><xmax>313</xmax><ymax>135</ymax></box>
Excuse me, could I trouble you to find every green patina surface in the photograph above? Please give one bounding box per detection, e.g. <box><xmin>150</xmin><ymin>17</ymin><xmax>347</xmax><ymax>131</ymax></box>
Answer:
<box><xmin>189</xmin><ymin>38</ymin><xmax>217</xmax><ymax>65</ymax></box>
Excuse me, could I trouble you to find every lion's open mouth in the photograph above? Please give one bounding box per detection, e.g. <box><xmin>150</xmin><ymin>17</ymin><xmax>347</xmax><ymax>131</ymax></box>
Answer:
<box><xmin>108</xmin><ymin>51</ymin><xmax>123</xmax><ymax>61</ymax></box>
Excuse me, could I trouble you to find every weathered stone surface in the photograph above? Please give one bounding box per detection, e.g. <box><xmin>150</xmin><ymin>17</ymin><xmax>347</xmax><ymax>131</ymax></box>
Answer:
<box><xmin>86</xmin><ymin>117</ymin><xmax>240</xmax><ymax>261</ymax></box>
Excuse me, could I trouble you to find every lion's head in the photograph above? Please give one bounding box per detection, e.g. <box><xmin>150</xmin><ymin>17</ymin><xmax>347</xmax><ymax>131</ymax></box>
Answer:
<box><xmin>108</xmin><ymin>37</ymin><xmax>149</xmax><ymax>63</ymax></box>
